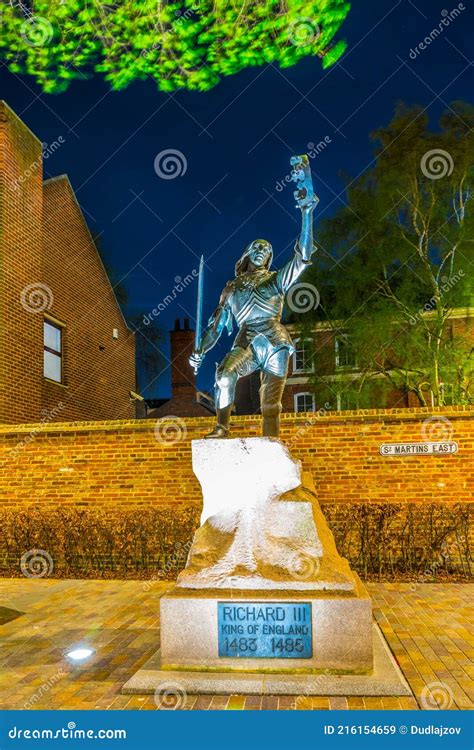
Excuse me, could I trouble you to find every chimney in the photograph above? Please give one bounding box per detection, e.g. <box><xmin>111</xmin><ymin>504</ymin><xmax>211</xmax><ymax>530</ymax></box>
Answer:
<box><xmin>170</xmin><ymin>317</ymin><xmax>196</xmax><ymax>397</ymax></box>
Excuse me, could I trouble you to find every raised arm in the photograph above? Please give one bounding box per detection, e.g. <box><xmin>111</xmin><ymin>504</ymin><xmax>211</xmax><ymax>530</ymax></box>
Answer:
<box><xmin>277</xmin><ymin>204</ymin><xmax>316</xmax><ymax>293</ymax></box>
<box><xmin>299</xmin><ymin>203</ymin><xmax>315</xmax><ymax>261</ymax></box>
<box><xmin>189</xmin><ymin>285</ymin><xmax>232</xmax><ymax>372</ymax></box>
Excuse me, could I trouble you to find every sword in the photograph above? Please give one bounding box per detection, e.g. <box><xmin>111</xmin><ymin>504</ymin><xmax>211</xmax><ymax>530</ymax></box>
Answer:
<box><xmin>193</xmin><ymin>254</ymin><xmax>204</xmax><ymax>374</ymax></box>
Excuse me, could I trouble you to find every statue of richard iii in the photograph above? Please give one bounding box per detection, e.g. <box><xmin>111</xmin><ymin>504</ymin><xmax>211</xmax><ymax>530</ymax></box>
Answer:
<box><xmin>190</xmin><ymin>155</ymin><xmax>319</xmax><ymax>439</ymax></box>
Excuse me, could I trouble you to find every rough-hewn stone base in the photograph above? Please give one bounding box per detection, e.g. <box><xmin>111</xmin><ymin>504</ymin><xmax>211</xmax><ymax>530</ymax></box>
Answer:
<box><xmin>122</xmin><ymin>624</ymin><xmax>411</xmax><ymax>697</ymax></box>
<box><xmin>177</xmin><ymin>439</ymin><xmax>357</xmax><ymax>591</ymax></box>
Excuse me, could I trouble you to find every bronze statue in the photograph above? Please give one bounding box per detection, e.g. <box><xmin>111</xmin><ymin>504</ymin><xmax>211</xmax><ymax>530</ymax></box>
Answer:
<box><xmin>190</xmin><ymin>155</ymin><xmax>318</xmax><ymax>438</ymax></box>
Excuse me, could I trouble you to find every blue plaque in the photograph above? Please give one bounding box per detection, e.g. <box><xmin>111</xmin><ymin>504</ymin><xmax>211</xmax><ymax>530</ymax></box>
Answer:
<box><xmin>218</xmin><ymin>602</ymin><xmax>312</xmax><ymax>659</ymax></box>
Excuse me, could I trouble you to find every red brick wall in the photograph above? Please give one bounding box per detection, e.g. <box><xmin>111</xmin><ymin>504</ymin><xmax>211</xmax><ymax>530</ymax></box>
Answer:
<box><xmin>0</xmin><ymin>101</ymin><xmax>43</xmax><ymax>423</ymax></box>
<box><xmin>0</xmin><ymin>406</ymin><xmax>471</xmax><ymax>508</ymax></box>
<box><xmin>42</xmin><ymin>176</ymin><xmax>135</xmax><ymax>421</ymax></box>
<box><xmin>0</xmin><ymin>102</ymin><xmax>135</xmax><ymax>424</ymax></box>
<box><xmin>148</xmin><ymin>319</ymin><xmax>211</xmax><ymax>418</ymax></box>
<box><xmin>170</xmin><ymin>319</ymin><xmax>195</xmax><ymax>399</ymax></box>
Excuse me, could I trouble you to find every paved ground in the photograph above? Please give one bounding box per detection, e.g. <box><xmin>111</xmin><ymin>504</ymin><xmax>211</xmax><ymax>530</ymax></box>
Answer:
<box><xmin>0</xmin><ymin>580</ymin><xmax>472</xmax><ymax>711</ymax></box>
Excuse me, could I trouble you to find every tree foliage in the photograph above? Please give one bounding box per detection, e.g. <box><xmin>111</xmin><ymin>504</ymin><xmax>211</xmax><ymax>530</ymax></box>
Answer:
<box><xmin>305</xmin><ymin>102</ymin><xmax>474</xmax><ymax>406</ymax></box>
<box><xmin>1</xmin><ymin>0</ymin><xmax>350</xmax><ymax>93</ymax></box>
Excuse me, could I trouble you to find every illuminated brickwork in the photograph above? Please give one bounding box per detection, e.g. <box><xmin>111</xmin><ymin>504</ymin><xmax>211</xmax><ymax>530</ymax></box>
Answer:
<box><xmin>0</xmin><ymin>102</ymin><xmax>135</xmax><ymax>423</ymax></box>
<box><xmin>0</xmin><ymin>406</ymin><xmax>471</xmax><ymax>508</ymax></box>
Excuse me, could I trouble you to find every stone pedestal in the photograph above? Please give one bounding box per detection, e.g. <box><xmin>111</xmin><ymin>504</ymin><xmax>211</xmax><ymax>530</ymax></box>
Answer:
<box><xmin>160</xmin><ymin>580</ymin><xmax>372</xmax><ymax>674</ymax></box>
<box><xmin>123</xmin><ymin>438</ymin><xmax>410</xmax><ymax>696</ymax></box>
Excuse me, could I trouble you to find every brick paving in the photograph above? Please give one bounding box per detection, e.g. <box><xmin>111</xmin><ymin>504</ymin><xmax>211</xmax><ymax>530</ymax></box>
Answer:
<box><xmin>0</xmin><ymin>580</ymin><xmax>471</xmax><ymax>711</ymax></box>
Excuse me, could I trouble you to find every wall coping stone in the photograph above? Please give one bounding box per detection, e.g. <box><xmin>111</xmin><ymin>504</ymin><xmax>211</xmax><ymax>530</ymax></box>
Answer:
<box><xmin>0</xmin><ymin>405</ymin><xmax>472</xmax><ymax>436</ymax></box>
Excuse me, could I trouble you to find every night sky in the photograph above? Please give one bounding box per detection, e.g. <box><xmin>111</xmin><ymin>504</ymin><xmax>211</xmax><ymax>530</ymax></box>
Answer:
<box><xmin>1</xmin><ymin>0</ymin><xmax>473</xmax><ymax>397</ymax></box>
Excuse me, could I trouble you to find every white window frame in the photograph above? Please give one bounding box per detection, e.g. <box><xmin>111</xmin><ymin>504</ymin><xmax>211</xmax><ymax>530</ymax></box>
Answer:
<box><xmin>336</xmin><ymin>391</ymin><xmax>359</xmax><ymax>411</ymax></box>
<box><xmin>335</xmin><ymin>334</ymin><xmax>357</xmax><ymax>370</ymax></box>
<box><xmin>43</xmin><ymin>317</ymin><xmax>64</xmax><ymax>384</ymax></box>
<box><xmin>292</xmin><ymin>337</ymin><xmax>314</xmax><ymax>374</ymax></box>
<box><xmin>294</xmin><ymin>391</ymin><xmax>316</xmax><ymax>413</ymax></box>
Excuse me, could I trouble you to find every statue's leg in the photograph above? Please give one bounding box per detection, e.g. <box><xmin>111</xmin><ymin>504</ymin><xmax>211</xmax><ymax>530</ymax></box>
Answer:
<box><xmin>260</xmin><ymin>348</ymin><xmax>290</xmax><ymax>438</ymax></box>
<box><xmin>206</xmin><ymin>347</ymin><xmax>256</xmax><ymax>438</ymax></box>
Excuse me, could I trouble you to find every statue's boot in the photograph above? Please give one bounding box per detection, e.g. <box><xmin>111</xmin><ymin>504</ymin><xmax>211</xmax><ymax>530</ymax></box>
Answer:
<box><xmin>260</xmin><ymin>372</ymin><xmax>285</xmax><ymax>438</ymax></box>
<box><xmin>205</xmin><ymin>405</ymin><xmax>231</xmax><ymax>439</ymax></box>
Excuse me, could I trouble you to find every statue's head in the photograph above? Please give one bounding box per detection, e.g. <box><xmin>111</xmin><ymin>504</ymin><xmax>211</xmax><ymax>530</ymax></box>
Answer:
<box><xmin>235</xmin><ymin>239</ymin><xmax>273</xmax><ymax>276</ymax></box>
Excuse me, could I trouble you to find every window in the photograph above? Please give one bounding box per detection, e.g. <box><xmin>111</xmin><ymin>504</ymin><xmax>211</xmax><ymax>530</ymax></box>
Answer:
<box><xmin>44</xmin><ymin>319</ymin><xmax>62</xmax><ymax>383</ymax></box>
<box><xmin>293</xmin><ymin>338</ymin><xmax>314</xmax><ymax>373</ymax></box>
<box><xmin>294</xmin><ymin>392</ymin><xmax>315</xmax><ymax>413</ymax></box>
<box><xmin>337</xmin><ymin>391</ymin><xmax>359</xmax><ymax>411</ymax></box>
<box><xmin>335</xmin><ymin>334</ymin><xmax>357</xmax><ymax>369</ymax></box>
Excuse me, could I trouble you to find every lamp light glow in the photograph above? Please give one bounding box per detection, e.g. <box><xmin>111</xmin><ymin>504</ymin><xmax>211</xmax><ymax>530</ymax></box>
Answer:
<box><xmin>65</xmin><ymin>647</ymin><xmax>95</xmax><ymax>661</ymax></box>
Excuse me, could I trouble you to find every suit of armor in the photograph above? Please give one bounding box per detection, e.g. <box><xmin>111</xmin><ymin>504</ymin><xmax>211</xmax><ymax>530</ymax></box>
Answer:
<box><xmin>190</xmin><ymin>198</ymin><xmax>316</xmax><ymax>437</ymax></box>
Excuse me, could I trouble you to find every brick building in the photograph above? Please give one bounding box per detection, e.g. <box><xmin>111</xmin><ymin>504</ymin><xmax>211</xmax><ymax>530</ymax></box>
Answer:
<box><xmin>279</xmin><ymin>312</ymin><xmax>473</xmax><ymax>414</ymax></box>
<box><xmin>146</xmin><ymin>318</ymin><xmax>213</xmax><ymax>419</ymax></box>
<box><xmin>157</xmin><ymin>312</ymin><xmax>472</xmax><ymax>418</ymax></box>
<box><xmin>0</xmin><ymin>102</ymin><xmax>136</xmax><ymax>424</ymax></box>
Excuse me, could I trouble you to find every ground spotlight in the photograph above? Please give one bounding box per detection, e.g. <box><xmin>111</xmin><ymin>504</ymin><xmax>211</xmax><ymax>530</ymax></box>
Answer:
<box><xmin>65</xmin><ymin>647</ymin><xmax>96</xmax><ymax>662</ymax></box>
